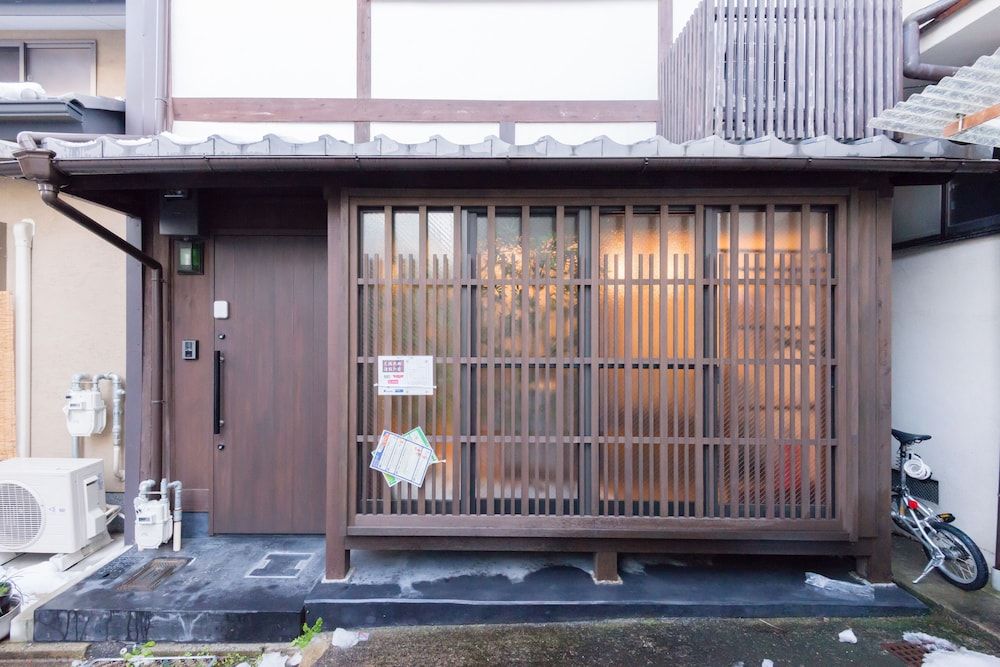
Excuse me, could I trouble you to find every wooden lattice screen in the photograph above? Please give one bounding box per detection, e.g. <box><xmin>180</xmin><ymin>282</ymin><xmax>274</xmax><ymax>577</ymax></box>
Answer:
<box><xmin>661</xmin><ymin>0</ymin><xmax>902</xmax><ymax>142</ymax></box>
<box><xmin>350</xmin><ymin>200</ymin><xmax>841</xmax><ymax>530</ymax></box>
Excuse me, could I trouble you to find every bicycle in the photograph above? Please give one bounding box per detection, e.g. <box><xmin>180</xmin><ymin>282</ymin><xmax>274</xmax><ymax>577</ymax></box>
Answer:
<box><xmin>890</xmin><ymin>429</ymin><xmax>989</xmax><ymax>591</ymax></box>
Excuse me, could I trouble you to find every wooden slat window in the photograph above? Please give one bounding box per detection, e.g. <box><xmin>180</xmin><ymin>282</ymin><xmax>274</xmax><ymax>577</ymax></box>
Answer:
<box><xmin>352</xmin><ymin>201</ymin><xmax>838</xmax><ymax>525</ymax></box>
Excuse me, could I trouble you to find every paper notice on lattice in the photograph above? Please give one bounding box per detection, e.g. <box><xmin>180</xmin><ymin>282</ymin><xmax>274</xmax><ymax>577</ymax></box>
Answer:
<box><xmin>376</xmin><ymin>356</ymin><xmax>434</xmax><ymax>395</ymax></box>
<box><xmin>370</xmin><ymin>429</ymin><xmax>435</xmax><ymax>487</ymax></box>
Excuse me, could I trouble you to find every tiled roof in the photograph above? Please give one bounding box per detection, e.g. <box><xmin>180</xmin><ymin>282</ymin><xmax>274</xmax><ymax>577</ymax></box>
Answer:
<box><xmin>871</xmin><ymin>49</ymin><xmax>1000</xmax><ymax>148</ymax></box>
<box><xmin>1</xmin><ymin>132</ymin><xmax>992</xmax><ymax>163</ymax></box>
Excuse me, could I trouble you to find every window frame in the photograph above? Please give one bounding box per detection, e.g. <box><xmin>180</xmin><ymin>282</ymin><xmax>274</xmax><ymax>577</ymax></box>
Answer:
<box><xmin>0</xmin><ymin>39</ymin><xmax>97</xmax><ymax>96</ymax></box>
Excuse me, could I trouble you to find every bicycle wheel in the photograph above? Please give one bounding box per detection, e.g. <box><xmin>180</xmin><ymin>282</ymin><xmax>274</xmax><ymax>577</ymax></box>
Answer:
<box><xmin>922</xmin><ymin>521</ymin><xmax>990</xmax><ymax>591</ymax></box>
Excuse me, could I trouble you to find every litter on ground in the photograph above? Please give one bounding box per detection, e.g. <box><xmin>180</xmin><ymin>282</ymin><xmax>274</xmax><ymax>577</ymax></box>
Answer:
<box><xmin>804</xmin><ymin>572</ymin><xmax>876</xmax><ymax>599</ymax></box>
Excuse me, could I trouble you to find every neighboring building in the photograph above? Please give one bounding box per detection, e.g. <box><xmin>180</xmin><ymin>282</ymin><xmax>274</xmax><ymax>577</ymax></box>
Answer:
<box><xmin>873</xmin><ymin>0</ymin><xmax>1000</xmax><ymax>584</ymax></box>
<box><xmin>3</xmin><ymin>4</ymin><xmax>999</xmax><ymax>636</ymax></box>
<box><xmin>0</xmin><ymin>0</ymin><xmax>128</xmax><ymax>493</ymax></box>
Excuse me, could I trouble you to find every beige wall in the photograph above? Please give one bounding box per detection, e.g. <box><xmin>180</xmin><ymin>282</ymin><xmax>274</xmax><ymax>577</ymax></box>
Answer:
<box><xmin>1</xmin><ymin>28</ymin><xmax>126</xmax><ymax>490</ymax></box>
<box><xmin>2</xmin><ymin>179</ymin><xmax>128</xmax><ymax>491</ymax></box>
<box><xmin>0</xmin><ymin>30</ymin><xmax>125</xmax><ymax>98</ymax></box>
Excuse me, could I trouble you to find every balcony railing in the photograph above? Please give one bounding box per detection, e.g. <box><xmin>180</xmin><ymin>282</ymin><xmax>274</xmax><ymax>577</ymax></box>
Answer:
<box><xmin>662</xmin><ymin>0</ymin><xmax>902</xmax><ymax>142</ymax></box>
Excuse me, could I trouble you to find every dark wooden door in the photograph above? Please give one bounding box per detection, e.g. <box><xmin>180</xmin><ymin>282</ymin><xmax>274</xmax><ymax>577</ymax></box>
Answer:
<box><xmin>213</xmin><ymin>235</ymin><xmax>327</xmax><ymax>533</ymax></box>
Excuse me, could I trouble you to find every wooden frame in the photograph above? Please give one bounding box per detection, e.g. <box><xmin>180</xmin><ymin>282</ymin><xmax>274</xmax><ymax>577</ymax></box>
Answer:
<box><xmin>325</xmin><ymin>185</ymin><xmax>893</xmax><ymax>581</ymax></box>
<box><xmin>170</xmin><ymin>98</ymin><xmax>661</xmax><ymax>125</ymax></box>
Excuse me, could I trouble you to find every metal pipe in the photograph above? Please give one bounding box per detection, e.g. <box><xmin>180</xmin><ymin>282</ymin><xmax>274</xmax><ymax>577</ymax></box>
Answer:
<box><xmin>34</xmin><ymin>182</ymin><xmax>165</xmax><ymax>483</ymax></box>
<box><xmin>13</xmin><ymin>220</ymin><xmax>34</xmax><ymax>458</ymax></box>
<box><xmin>137</xmin><ymin>478</ymin><xmax>156</xmax><ymax>501</ymax></box>
<box><xmin>107</xmin><ymin>373</ymin><xmax>125</xmax><ymax>481</ymax></box>
<box><xmin>70</xmin><ymin>373</ymin><xmax>90</xmax><ymax>391</ymax></box>
<box><xmin>902</xmin><ymin>0</ymin><xmax>962</xmax><ymax>82</ymax></box>
<box><xmin>166</xmin><ymin>480</ymin><xmax>182</xmax><ymax>551</ymax></box>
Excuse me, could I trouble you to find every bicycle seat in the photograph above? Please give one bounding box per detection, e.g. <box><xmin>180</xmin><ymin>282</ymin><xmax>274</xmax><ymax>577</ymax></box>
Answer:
<box><xmin>892</xmin><ymin>429</ymin><xmax>932</xmax><ymax>444</ymax></box>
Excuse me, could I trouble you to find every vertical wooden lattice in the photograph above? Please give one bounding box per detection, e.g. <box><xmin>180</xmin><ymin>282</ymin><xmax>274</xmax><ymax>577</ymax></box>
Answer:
<box><xmin>352</xmin><ymin>202</ymin><xmax>837</xmax><ymax>524</ymax></box>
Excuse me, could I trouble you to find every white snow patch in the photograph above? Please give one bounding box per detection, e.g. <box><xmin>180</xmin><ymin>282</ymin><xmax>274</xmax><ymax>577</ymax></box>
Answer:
<box><xmin>922</xmin><ymin>649</ymin><xmax>1000</xmax><ymax>666</ymax></box>
<box><xmin>115</xmin><ymin>137</ymin><xmax>155</xmax><ymax>147</ymax></box>
<box><xmin>839</xmin><ymin>628</ymin><xmax>858</xmax><ymax>644</ymax></box>
<box><xmin>0</xmin><ymin>82</ymin><xmax>46</xmax><ymax>100</ymax></box>
<box><xmin>331</xmin><ymin>628</ymin><xmax>369</xmax><ymax>649</ymax></box>
<box><xmin>346</xmin><ymin>550</ymin><xmax>593</xmax><ymax>596</ymax></box>
<box><xmin>2</xmin><ymin>561</ymin><xmax>73</xmax><ymax>606</ymax></box>
<box><xmin>905</xmin><ymin>632</ymin><xmax>960</xmax><ymax>653</ymax></box>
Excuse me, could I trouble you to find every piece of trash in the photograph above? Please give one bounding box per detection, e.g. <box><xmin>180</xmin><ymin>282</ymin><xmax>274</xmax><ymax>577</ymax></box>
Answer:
<box><xmin>762</xmin><ymin>660</ymin><xmax>775</xmax><ymax>667</ymax></box>
<box><xmin>331</xmin><ymin>628</ymin><xmax>369</xmax><ymax>649</ymax></box>
<box><xmin>839</xmin><ymin>628</ymin><xmax>858</xmax><ymax>644</ymax></box>
<box><xmin>805</xmin><ymin>572</ymin><xmax>875</xmax><ymax>600</ymax></box>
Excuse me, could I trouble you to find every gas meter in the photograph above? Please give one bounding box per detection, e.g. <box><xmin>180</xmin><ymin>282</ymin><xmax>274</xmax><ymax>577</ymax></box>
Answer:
<box><xmin>63</xmin><ymin>387</ymin><xmax>107</xmax><ymax>437</ymax></box>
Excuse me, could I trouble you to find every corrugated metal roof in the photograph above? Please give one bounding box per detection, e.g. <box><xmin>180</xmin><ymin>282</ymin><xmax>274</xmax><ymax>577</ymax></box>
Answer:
<box><xmin>0</xmin><ymin>132</ymin><xmax>992</xmax><ymax>164</ymax></box>
<box><xmin>870</xmin><ymin>49</ymin><xmax>1000</xmax><ymax>147</ymax></box>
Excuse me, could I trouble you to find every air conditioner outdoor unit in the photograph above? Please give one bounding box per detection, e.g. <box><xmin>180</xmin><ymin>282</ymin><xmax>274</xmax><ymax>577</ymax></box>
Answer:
<box><xmin>0</xmin><ymin>458</ymin><xmax>111</xmax><ymax>569</ymax></box>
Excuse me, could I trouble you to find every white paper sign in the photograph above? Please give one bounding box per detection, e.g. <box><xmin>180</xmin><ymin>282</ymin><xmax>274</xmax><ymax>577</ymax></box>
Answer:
<box><xmin>376</xmin><ymin>355</ymin><xmax>434</xmax><ymax>395</ymax></box>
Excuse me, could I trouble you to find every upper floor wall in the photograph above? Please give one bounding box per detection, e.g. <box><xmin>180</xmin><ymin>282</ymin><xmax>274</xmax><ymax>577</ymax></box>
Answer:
<box><xmin>167</xmin><ymin>0</ymin><xmax>662</xmax><ymax>144</ymax></box>
<box><xmin>0</xmin><ymin>29</ymin><xmax>125</xmax><ymax>98</ymax></box>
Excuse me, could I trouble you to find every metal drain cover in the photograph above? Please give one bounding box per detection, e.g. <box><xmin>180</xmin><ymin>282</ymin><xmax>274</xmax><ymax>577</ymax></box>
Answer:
<box><xmin>116</xmin><ymin>557</ymin><xmax>191</xmax><ymax>592</ymax></box>
<box><xmin>246</xmin><ymin>552</ymin><xmax>312</xmax><ymax>579</ymax></box>
<box><xmin>881</xmin><ymin>641</ymin><xmax>930</xmax><ymax>666</ymax></box>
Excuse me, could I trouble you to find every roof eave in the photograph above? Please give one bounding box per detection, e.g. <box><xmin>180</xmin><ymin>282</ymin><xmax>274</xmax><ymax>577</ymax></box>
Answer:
<box><xmin>35</xmin><ymin>154</ymin><xmax>1000</xmax><ymax>177</ymax></box>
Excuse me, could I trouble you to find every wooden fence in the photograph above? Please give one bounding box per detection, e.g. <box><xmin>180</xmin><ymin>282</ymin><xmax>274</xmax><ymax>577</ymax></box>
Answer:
<box><xmin>661</xmin><ymin>0</ymin><xmax>902</xmax><ymax>142</ymax></box>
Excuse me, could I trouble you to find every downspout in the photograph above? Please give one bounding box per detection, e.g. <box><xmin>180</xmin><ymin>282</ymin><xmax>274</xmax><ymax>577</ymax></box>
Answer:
<box><xmin>903</xmin><ymin>0</ymin><xmax>962</xmax><ymax>82</ymax></box>
<box><xmin>12</xmin><ymin>220</ymin><xmax>34</xmax><ymax>458</ymax></box>
<box><xmin>12</xmin><ymin>144</ymin><xmax>166</xmax><ymax>484</ymax></box>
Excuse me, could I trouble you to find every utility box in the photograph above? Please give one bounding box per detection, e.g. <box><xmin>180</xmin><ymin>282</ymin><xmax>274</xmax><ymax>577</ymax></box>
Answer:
<box><xmin>159</xmin><ymin>189</ymin><xmax>200</xmax><ymax>237</ymax></box>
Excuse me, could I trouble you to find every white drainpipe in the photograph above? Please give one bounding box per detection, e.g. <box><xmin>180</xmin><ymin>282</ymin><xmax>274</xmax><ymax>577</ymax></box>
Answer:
<box><xmin>13</xmin><ymin>220</ymin><xmax>34</xmax><ymax>458</ymax></box>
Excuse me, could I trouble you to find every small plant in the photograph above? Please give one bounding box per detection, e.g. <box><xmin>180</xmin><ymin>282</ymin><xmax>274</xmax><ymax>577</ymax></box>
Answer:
<box><xmin>121</xmin><ymin>641</ymin><xmax>157</xmax><ymax>664</ymax></box>
<box><xmin>0</xmin><ymin>576</ymin><xmax>18</xmax><ymax>615</ymax></box>
<box><xmin>291</xmin><ymin>617</ymin><xmax>323</xmax><ymax>649</ymax></box>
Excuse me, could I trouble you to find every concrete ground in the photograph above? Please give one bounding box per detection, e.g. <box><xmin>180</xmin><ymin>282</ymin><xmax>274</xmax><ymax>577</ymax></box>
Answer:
<box><xmin>892</xmin><ymin>534</ymin><xmax>1000</xmax><ymax>637</ymax></box>
<box><xmin>314</xmin><ymin>615</ymin><xmax>1000</xmax><ymax>666</ymax></box>
<box><xmin>1</xmin><ymin>538</ymin><xmax>998</xmax><ymax>665</ymax></box>
<box><xmin>0</xmin><ymin>612</ymin><xmax>994</xmax><ymax>666</ymax></box>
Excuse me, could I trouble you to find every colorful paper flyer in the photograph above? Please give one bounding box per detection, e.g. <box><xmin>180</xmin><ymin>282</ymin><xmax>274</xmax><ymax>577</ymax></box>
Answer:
<box><xmin>370</xmin><ymin>427</ymin><xmax>440</xmax><ymax>488</ymax></box>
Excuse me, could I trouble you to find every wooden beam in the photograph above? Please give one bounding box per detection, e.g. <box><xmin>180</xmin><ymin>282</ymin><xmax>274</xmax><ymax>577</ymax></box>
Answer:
<box><xmin>943</xmin><ymin>102</ymin><xmax>1000</xmax><ymax>138</ymax></box>
<box><xmin>593</xmin><ymin>551</ymin><xmax>621</xmax><ymax>583</ymax></box>
<box><xmin>355</xmin><ymin>0</ymin><xmax>372</xmax><ymax>143</ymax></box>
<box><xmin>325</xmin><ymin>187</ymin><xmax>351</xmax><ymax>580</ymax></box>
<box><xmin>171</xmin><ymin>98</ymin><xmax>661</xmax><ymax>124</ymax></box>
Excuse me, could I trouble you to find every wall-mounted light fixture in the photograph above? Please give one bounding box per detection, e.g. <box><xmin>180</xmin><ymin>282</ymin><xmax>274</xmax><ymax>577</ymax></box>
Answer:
<box><xmin>176</xmin><ymin>239</ymin><xmax>204</xmax><ymax>275</ymax></box>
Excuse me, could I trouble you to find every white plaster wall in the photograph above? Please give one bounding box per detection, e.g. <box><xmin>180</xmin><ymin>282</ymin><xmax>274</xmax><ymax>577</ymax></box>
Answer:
<box><xmin>171</xmin><ymin>121</ymin><xmax>355</xmax><ymax>143</ymax></box>
<box><xmin>515</xmin><ymin>121</ymin><xmax>658</xmax><ymax>144</ymax></box>
<box><xmin>891</xmin><ymin>235</ymin><xmax>1000</xmax><ymax>565</ymax></box>
<box><xmin>2</xmin><ymin>181</ymin><xmax>127</xmax><ymax>492</ymax></box>
<box><xmin>169</xmin><ymin>0</ymin><xmax>357</xmax><ymax>98</ymax></box>
<box><xmin>371</xmin><ymin>0</ymin><xmax>658</xmax><ymax>101</ymax></box>
<box><xmin>370</xmin><ymin>122</ymin><xmax>500</xmax><ymax>144</ymax></box>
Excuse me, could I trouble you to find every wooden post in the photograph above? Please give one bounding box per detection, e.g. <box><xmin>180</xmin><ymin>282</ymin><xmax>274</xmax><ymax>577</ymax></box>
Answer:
<box><xmin>326</xmin><ymin>188</ymin><xmax>351</xmax><ymax>580</ymax></box>
<box><xmin>594</xmin><ymin>551</ymin><xmax>621</xmax><ymax>583</ymax></box>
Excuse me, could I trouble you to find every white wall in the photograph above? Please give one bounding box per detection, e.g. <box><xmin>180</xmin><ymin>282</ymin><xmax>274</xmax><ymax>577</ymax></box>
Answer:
<box><xmin>170</xmin><ymin>0</ymin><xmax>357</xmax><ymax>98</ymax></box>
<box><xmin>371</xmin><ymin>0</ymin><xmax>657</xmax><ymax>101</ymax></box>
<box><xmin>892</xmin><ymin>235</ymin><xmax>1000</xmax><ymax>565</ymax></box>
<box><xmin>169</xmin><ymin>0</ymin><xmax>660</xmax><ymax>144</ymax></box>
